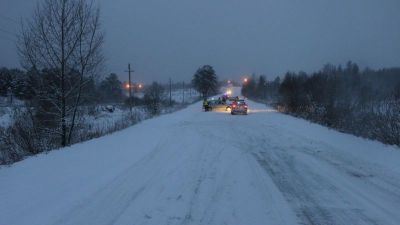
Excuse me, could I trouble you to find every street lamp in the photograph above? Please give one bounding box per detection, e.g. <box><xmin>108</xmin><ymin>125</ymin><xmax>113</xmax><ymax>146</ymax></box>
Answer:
<box><xmin>243</xmin><ymin>78</ymin><xmax>248</xmax><ymax>83</ymax></box>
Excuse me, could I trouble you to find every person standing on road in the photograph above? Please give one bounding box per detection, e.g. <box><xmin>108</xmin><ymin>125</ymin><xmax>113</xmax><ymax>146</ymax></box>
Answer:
<box><xmin>203</xmin><ymin>99</ymin><xmax>209</xmax><ymax>111</ymax></box>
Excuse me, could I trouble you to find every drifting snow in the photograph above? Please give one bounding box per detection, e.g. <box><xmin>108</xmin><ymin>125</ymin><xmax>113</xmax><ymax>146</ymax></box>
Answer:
<box><xmin>1</xmin><ymin>88</ymin><xmax>400</xmax><ymax>225</ymax></box>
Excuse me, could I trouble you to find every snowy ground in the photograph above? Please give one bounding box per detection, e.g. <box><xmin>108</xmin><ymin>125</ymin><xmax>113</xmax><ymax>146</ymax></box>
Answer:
<box><xmin>83</xmin><ymin>107</ymin><xmax>145</xmax><ymax>133</ymax></box>
<box><xmin>169</xmin><ymin>88</ymin><xmax>200</xmax><ymax>104</ymax></box>
<box><xmin>1</xmin><ymin>88</ymin><xmax>400</xmax><ymax>225</ymax></box>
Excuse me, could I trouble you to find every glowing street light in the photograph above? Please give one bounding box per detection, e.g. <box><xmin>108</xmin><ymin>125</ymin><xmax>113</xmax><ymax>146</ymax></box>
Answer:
<box><xmin>243</xmin><ymin>78</ymin><xmax>248</xmax><ymax>83</ymax></box>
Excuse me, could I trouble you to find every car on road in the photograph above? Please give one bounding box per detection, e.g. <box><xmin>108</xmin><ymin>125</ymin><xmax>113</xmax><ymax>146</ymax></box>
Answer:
<box><xmin>225</xmin><ymin>99</ymin><xmax>234</xmax><ymax>111</ymax></box>
<box><xmin>231</xmin><ymin>100</ymin><xmax>248</xmax><ymax>115</ymax></box>
<box><xmin>206</xmin><ymin>99</ymin><xmax>226</xmax><ymax>111</ymax></box>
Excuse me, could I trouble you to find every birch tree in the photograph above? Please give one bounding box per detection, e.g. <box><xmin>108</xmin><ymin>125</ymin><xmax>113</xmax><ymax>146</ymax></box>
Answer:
<box><xmin>18</xmin><ymin>0</ymin><xmax>104</xmax><ymax>147</ymax></box>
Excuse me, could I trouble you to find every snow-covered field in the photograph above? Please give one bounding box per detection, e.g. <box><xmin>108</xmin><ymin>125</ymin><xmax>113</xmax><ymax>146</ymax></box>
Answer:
<box><xmin>169</xmin><ymin>88</ymin><xmax>200</xmax><ymax>104</ymax></box>
<box><xmin>133</xmin><ymin>88</ymin><xmax>199</xmax><ymax>103</ymax></box>
<box><xmin>0</xmin><ymin>88</ymin><xmax>199</xmax><ymax>131</ymax></box>
<box><xmin>1</xmin><ymin>88</ymin><xmax>400</xmax><ymax>225</ymax></box>
<box><xmin>83</xmin><ymin>107</ymin><xmax>145</xmax><ymax>133</ymax></box>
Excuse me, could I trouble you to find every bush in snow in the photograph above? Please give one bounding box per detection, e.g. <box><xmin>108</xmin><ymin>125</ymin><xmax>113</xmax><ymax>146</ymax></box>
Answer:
<box><xmin>144</xmin><ymin>82</ymin><xmax>165</xmax><ymax>116</ymax></box>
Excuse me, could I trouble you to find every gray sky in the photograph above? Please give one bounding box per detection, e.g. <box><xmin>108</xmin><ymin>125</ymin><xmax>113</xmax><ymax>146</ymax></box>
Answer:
<box><xmin>1</xmin><ymin>0</ymin><xmax>400</xmax><ymax>83</ymax></box>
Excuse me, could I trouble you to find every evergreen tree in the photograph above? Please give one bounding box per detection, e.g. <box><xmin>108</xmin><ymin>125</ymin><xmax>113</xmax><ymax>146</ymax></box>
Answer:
<box><xmin>256</xmin><ymin>75</ymin><xmax>266</xmax><ymax>98</ymax></box>
<box><xmin>99</xmin><ymin>73</ymin><xmax>123</xmax><ymax>103</ymax></box>
<box><xmin>192</xmin><ymin>65</ymin><xmax>219</xmax><ymax>98</ymax></box>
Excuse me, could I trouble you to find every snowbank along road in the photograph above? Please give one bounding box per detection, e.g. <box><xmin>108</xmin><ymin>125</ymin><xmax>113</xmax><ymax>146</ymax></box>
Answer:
<box><xmin>1</xmin><ymin>88</ymin><xmax>400</xmax><ymax>225</ymax></box>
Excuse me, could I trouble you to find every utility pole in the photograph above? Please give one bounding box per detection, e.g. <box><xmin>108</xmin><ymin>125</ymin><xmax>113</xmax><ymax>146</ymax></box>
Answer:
<box><xmin>125</xmin><ymin>64</ymin><xmax>134</xmax><ymax>113</ymax></box>
<box><xmin>264</xmin><ymin>83</ymin><xmax>267</xmax><ymax>100</ymax></box>
<box><xmin>169</xmin><ymin>78</ymin><xmax>172</xmax><ymax>106</ymax></box>
<box><xmin>182</xmin><ymin>81</ymin><xmax>185</xmax><ymax>104</ymax></box>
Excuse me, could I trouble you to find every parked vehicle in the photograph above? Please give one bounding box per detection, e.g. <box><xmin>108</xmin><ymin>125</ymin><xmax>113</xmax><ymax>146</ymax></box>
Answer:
<box><xmin>225</xmin><ymin>99</ymin><xmax>234</xmax><ymax>111</ymax></box>
<box><xmin>207</xmin><ymin>99</ymin><xmax>226</xmax><ymax>111</ymax></box>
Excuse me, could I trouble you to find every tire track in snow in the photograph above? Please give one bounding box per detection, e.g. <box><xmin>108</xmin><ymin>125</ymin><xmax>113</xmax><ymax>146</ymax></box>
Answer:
<box><xmin>249</xmin><ymin>133</ymin><xmax>390</xmax><ymax>225</ymax></box>
<box><xmin>230</xmin><ymin>123</ymin><xmax>385</xmax><ymax>225</ymax></box>
<box><xmin>257</xmin><ymin>123</ymin><xmax>400</xmax><ymax>225</ymax></box>
<box><xmin>226</xmin><ymin>119</ymin><xmax>299</xmax><ymax>225</ymax></box>
<box><xmin>262</xmin><ymin>120</ymin><xmax>400</xmax><ymax>203</ymax></box>
<box><xmin>253</xmin><ymin>149</ymin><xmax>341</xmax><ymax>225</ymax></box>
<box><xmin>178</xmin><ymin>123</ymin><xmax>230</xmax><ymax>225</ymax></box>
<box><xmin>53</xmin><ymin>131</ymin><xmax>182</xmax><ymax>225</ymax></box>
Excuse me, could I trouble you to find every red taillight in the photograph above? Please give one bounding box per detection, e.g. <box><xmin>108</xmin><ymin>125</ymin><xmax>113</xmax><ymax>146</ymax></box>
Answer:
<box><xmin>233</xmin><ymin>105</ymin><xmax>237</xmax><ymax>108</ymax></box>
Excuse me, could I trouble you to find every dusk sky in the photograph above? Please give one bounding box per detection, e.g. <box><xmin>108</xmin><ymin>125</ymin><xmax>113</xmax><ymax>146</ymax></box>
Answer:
<box><xmin>1</xmin><ymin>0</ymin><xmax>400</xmax><ymax>83</ymax></box>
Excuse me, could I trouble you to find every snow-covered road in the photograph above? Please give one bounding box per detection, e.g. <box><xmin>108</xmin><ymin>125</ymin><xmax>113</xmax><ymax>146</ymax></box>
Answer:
<box><xmin>1</xmin><ymin>88</ymin><xmax>400</xmax><ymax>225</ymax></box>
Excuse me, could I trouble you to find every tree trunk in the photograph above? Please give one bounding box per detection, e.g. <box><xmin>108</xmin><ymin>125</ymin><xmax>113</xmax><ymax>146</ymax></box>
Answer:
<box><xmin>61</xmin><ymin>1</ymin><xmax>66</xmax><ymax>147</ymax></box>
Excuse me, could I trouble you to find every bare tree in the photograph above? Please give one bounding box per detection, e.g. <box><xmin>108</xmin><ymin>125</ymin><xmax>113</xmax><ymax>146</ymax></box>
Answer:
<box><xmin>144</xmin><ymin>82</ymin><xmax>165</xmax><ymax>115</ymax></box>
<box><xmin>18</xmin><ymin>0</ymin><xmax>104</xmax><ymax>147</ymax></box>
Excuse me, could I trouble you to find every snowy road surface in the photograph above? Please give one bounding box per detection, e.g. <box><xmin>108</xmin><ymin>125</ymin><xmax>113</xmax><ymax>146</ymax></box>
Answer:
<box><xmin>1</xmin><ymin>88</ymin><xmax>400</xmax><ymax>225</ymax></box>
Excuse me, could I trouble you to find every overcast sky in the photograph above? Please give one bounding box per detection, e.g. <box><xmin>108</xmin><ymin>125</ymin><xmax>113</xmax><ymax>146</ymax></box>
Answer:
<box><xmin>1</xmin><ymin>0</ymin><xmax>400</xmax><ymax>83</ymax></box>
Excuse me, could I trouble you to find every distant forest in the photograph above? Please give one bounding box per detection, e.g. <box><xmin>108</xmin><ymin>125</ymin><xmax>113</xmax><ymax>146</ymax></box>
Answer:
<box><xmin>242</xmin><ymin>61</ymin><xmax>400</xmax><ymax>146</ymax></box>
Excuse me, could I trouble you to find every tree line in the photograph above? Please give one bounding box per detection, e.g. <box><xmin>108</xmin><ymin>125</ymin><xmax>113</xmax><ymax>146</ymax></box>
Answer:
<box><xmin>0</xmin><ymin>68</ymin><xmax>142</xmax><ymax>104</ymax></box>
<box><xmin>242</xmin><ymin>61</ymin><xmax>400</xmax><ymax>146</ymax></box>
<box><xmin>0</xmin><ymin>65</ymin><xmax>201</xmax><ymax>164</ymax></box>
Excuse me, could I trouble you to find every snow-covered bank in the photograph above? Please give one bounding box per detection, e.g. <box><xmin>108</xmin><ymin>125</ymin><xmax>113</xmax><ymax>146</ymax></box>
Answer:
<box><xmin>1</xmin><ymin>88</ymin><xmax>399</xmax><ymax>225</ymax></box>
<box><xmin>0</xmin><ymin>87</ymin><xmax>200</xmax><ymax>165</ymax></box>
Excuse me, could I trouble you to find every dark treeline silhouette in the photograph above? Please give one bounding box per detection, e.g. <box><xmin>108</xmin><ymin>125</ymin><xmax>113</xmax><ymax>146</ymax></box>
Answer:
<box><xmin>242</xmin><ymin>74</ymin><xmax>280</xmax><ymax>102</ymax></box>
<box><xmin>192</xmin><ymin>65</ymin><xmax>219</xmax><ymax>99</ymax></box>
<box><xmin>0</xmin><ymin>67</ymin><xmax>121</xmax><ymax>104</ymax></box>
<box><xmin>242</xmin><ymin>61</ymin><xmax>400</xmax><ymax>146</ymax></box>
<box><xmin>0</xmin><ymin>68</ymin><xmax>31</xmax><ymax>101</ymax></box>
